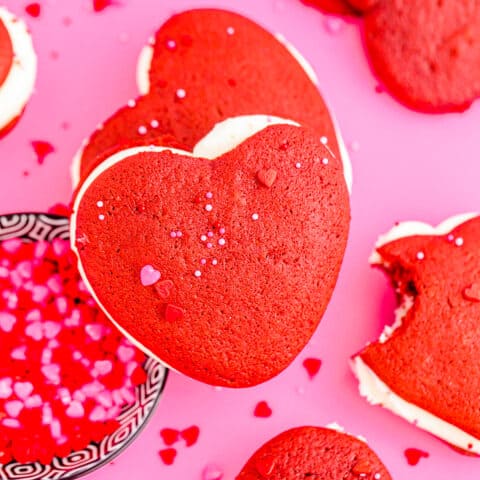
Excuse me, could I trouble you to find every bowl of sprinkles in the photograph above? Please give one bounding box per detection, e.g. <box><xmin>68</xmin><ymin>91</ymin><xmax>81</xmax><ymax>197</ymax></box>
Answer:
<box><xmin>0</xmin><ymin>213</ymin><xmax>168</xmax><ymax>480</ymax></box>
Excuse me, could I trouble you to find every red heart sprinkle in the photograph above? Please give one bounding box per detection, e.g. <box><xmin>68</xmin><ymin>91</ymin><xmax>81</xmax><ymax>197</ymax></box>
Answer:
<box><xmin>463</xmin><ymin>283</ymin><xmax>480</xmax><ymax>302</ymax></box>
<box><xmin>31</xmin><ymin>141</ymin><xmax>54</xmax><ymax>165</ymax></box>
<box><xmin>181</xmin><ymin>425</ymin><xmax>200</xmax><ymax>447</ymax></box>
<box><xmin>160</xmin><ymin>428</ymin><xmax>180</xmax><ymax>446</ymax></box>
<box><xmin>254</xmin><ymin>401</ymin><xmax>272</xmax><ymax>418</ymax></box>
<box><xmin>255</xmin><ymin>455</ymin><xmax>276</xmax><ymax>477</ymax></box>
<box><xmin>256</xmin><ymin>169</ymin><xmax>277</xmax><ymax>188</ymax></box>
<box><xmin>164</xmin><ymin>304</ymin><xmax>184</xmax><ymax>322</ymax></box>
<box><xmin>25</xmin><ymin>3</ymin><xmax>41</xmax><ymax>17</ymax></box>
<box><xmin>155</xmin><ymin>280</ymin><xmax>174</xmax><ymax>299</ymax></box>
<box><xmin>303</xmin><ymin>357</ymin><xmax>322</xmax><ymax>379</ymax></box>
<box><xmin>404</xmin><ymin>448</ymin><xmax>429</xmax><ymax>466</ymax></box>
<box><xmin>158</xmin><ymin>447</ymin><xmax>177</xmax><ymax>465</ymax></box>
<box><xmin>93</xmin><ymin>0</ymin><xmax>115</xmax><ymax>12</ymax></box>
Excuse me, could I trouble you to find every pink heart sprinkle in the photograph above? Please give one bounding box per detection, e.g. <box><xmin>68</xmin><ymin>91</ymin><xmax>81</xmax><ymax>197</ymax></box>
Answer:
<box><xmin>120</xmin><ymin>387</ymin><xmax>136</xmax><ymax>404</ymax></box>
<box><xmin>117</xmin><ymin>345</ymin><xmax>135</xmax><ymax>363</ymax></box>
<box><xmin>66</xmin><ymin>401</ymin><xmax>85</xmax><ymax>418</ymax></box>
<box><xmin>52</xmin><ymin>238</ymin><xmax>68</xmax><ymax>256</ymax></box>
<box><xmin>32</xmin><ymin>285</ymin><xmax>49</xmax><ymax>303</ymax></box>
<box><xmin>0</xmin><ymin>378</ymin><xmax>13</xmax><ymax>399</ymax></box>
<box><xmin>16</xmin><ymin>260</ymin><xmax>33</xmax><ymax>279</ymax></box>
<box><xmin>97</xmin><ymin>391</ymin><xmax>113</xmax><ymax>408</ymax></box>
<box><xmin>0</xmin><ymin>266</ymin><xmax>8</xmax><ymax>278</ymax></box>
<box><xmin>0</xmin><ymin>312</ymin><xmax>16</xmax><ymax>332</ymax></box>
<box><xmin>43</xmin><ymin>321</ymin><xmax>61</xmax><ymax>339</ymax></box>
<box><xmin>89</xmin><ymin>405</ymin><xmax>107</xmax><ymax>422</ymax></box>
<box><xmin>25</xmin><ymin>321</ymin><xmax>44</xmax><ymax>340</ymax></box>
<box><xmin>94</xmin><ymin>360</ymin><xmax>113</xmax><ymax>376</ymax></box>
<box><xmin>42</xmin><ymin>404</ymin><xmax>53</xmax><ymax>425</ymax></box>
<box><xmin>41</xmin><ymin>364</ymin><xmax>60</xmax><ymax>384</ymax></box>
<box><xmin>14</xmin><ymin>381</ymin><xmax>33</xmax><ymax>400</ymax></box>
<box><xmin>203</xmin><ymin>464</ymin><xmax>224</xmax><ymax>480</ymax></box>
<box><xmin>50</xmin><ymin>419</ymin><xmax>62</xmax><ymax>438</ymax></box>
<box><xmin>107</xmin><ymin>405</ymin><xmax>121</xmax><ymax>419</ymax></box>
<box><xmin>85</xmin><ymin>323</ymin><xmax>103</xmax><ymax>341</ymax></box>
<box><xmin>3</xmin><ymin>418</ymin><xmax>20</xmax><ymax>428</ymax></box>
<box><xmin>47</xmin><ymin>275</ymin><xmax>62</xmax><ymax>294</ymax></box>
<box><xmin>140</xmin><ymin>264</ymin><xmax>161</xmax><ymax>286</ymax></box>
<box><xmin>25</xmin><ymin>309</ymin><xmax>41</xmax><ymax>322</ymax></box>
<box><xmin>82</xmin><ymin>381</ymin><xmax>103</xmax><ymax>397</ymax></box>
<box><xmin>11</xmin><ymin>346</ymin><xmax>26</xmax><ymax>360</ymax></box>
<box><xmin>56</xmin><ymin>296</ymin><xmax>68</xmax><ymax>314</ymax></box>
<box><xmin>2</xmin><ymin>239</ymin><xmax>22</xmax><ymax>253</ymax></box>
<box><xmin>5</xmin><ymin>400</ymin><xmax>23</xmax><ymax>418</ymax></box>
<box><xmin>34</xmin><ymin>241</ymin><xmax>48</xmax><ymax>258</ymax></box>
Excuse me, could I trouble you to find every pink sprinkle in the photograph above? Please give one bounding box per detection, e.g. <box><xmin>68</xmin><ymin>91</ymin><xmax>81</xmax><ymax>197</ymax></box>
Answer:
<box><xmin>26</xmin><ymin>321</ymin><xmax>44</xmax><ymax>341</ymax></box>
<box><xmin>89</xmin><ymin>405</ymin><xmax>107</xmax><ymax>422</ymax></box>
<box><xmin>34</xmin><ymin>241</ymin><xmax>48</xmax><ymax>258</ymax></box>
<box><xmin>205</xmin><ymin>204</ymin><xmax>213</xmax><ymax>212</ymax></box>
<box><xmin>322</xmin><ymin>158</ymin><xmax>329</xmax><ymax>165</ymax></box>
<box><xmin>41</xmin><ymin>348</ymin><xmax>53</xmax><ymax>365</ymax></box>
<box><xmin>416</xmin><ymin>251</ymin><xmax>425</xmax><ymax>260</ymax></box>
<box><xmin>194</xmin><ymin>270</ymin><xmax>202</xmax><ymax>278</ymax></box>
<box><xmin>3</xmin><ymin>418</ymin><xmax>20</xmax><ymax>428</ymax></box>
<box><xmin>16</xmin><ymin>260</ymin><xmax>33</xmax><ymax>279</ymax></box>
<box><xmin>94</xmin><ymin>360</ymin><xmax>113</xmax><ymax>376</ymax></box>
<box><xmin>200</xmin><ymin>259</ymin><xmax>207</xmax><ymax>265</ymax></box>
<box><xmin>5</xmin><ymin>400</ymin><xmax>23</xmax><ymax>418</ymax></box>
<box><xmin>43</xmin><ymin>321</ymin><xmax>61</xmax><ymax>339</ymax></box>
<box><xmin>0</xmin><ymin>378</ymin><xmax>13</xmax><ymax>399</ymax></box>
<box><xmin>52</xmin><ymin>238</ymin><xmax>68</xmax><ymax>256</ymax></box>
<box><xmin>176</xmin><ymin>88</ymin><xmax>186</xmax><ymax>99</ymax></box>
<box><xmin>176</xmin><ymin>231</ymin><xmax>183</xmax><ymax>238</ymax></box>
<box><xmin>42</xmin><ymin>404</ymin><xmax>53</xmax><ymax>425</ymax></box>
<box><xmin>32</xmin><ymin>285</ymin><xmax>49</xmax><ymax>303</ymax></box>
<box><xmin>26</xmin><ymin>309</ymin><xmax>41</xmax><ymax>322</ymax></box>
<box><xmin>203</xmin><ymin>464</ymin><xmax>224</xmax><ymax>480</ymax></box>
<box><xmin>151</xmin><ymin>119</ymin><xmax>159</xmax><ymax>128</ymax></box>
<box><xmin>11</xmin><ymin>346</ymin><xmax>26</xmax><ymax>361</ymax></box>
<box><xmin>120</xmin><ymin>387</ymin><xmax>136</xmax><ymax>404</ymax></box>
<box><xmin>50</xmin><ymin>419</ymin><xmax>62</xmax><ymax>439</ymax></box>
<box><xmin>447</xmin><ymin>234</ymin><xmax>455</xmax><ymax>242</ymax></box>
<box><xmin>212</xmin><ymin>259</ymin><xmax>218</xmax><ymax>266</ymax></box>
<box><xmin>117</xmin><ymin>345</ymin><xmax>135</xmax><ymax>363</ymax></box>
<box><xmin>41</xmin><ymin>364</ymin><xmax>60</xmax><ymax>384</ymax></box>
<box><xmin>140</xmin><ymin>264</ymin><xmax>161</xmax><ymax>286</ymax></box>
<box><xmin>138</xmin><ymin>125</ymin><xmax>147</xmax><ymax>135</ymax></box>
<box><xmin>85</xmin><ymin>324</ymin><xmax>104</xmax><ymax>341</ymax></box>
<box><xmin>166</xmin><ymin>39</ymin><xmax>176</xmax><ymax>50</ymax></box>
<box><xmin>324</xmin><ymin>16</ymin><xmax>344</xmax><ymax>34</ymax></box>
<box><xmin>219</xmin><ymin>228</ymin><xmax>226</xmax><ymax>235</ymax></box>
<box><xmin>25</xmin><ymin>394</ymin><xmax>42</xmax><ymax>408</ymax></box>
<box><xmin>2</xmin><ymin>239</ymin><xmax>22</xmax><ymax>254</ymax></box>
<box><xmin>206</xmin><ymin>192</ymin><xmax>213</xmax><ymax>199</ymax></box>
<box><xmin>207</xmin><ymin>243</ymin><xmax>213</xmax><ymax>249</ymax></box>
<box><xmin>218</xmin><ymin>238</ymin><xmax>226</xmax><ymax>246</ymax></box>
<box><xmin>127</xmin><ymin>99</ymin><xmax>136</xmax><ymax>108</ymax></box>
<box><xmin>56</xmin><ymin>296</ymin><xmax>68</xmax><ymax>314</ymax></box>
<box><xmin>170</xmin><ymin>231</ymin><xmax>177</xmax><ymax>238</ymax></box>
<box><xmin>97</xmin><ymin>391</ymin><xmax>114</xmax><ymax>408</ymax></box>
<box><xmin>72</xmin><ymin>351</ymin><xmax>82</xmax><ymax>360</ymax></box>
<box><xmin>455</xmin><ymin>237</ymin><xmax>464</xmax><ymax>246</ymax></box>
<box><xmin>207</xmin><ymin>231</ymin><xmax>214</xmax><ymax>238</ymax></box>
<box><xmin>0</xmin><ymin>312</ymin><xmax>16</xmax><ymax>332</ymax></box>
<box><xmin>47</xmin><ymin>275</ymin><xmax>62</xmax><ymax>294</ymax></box>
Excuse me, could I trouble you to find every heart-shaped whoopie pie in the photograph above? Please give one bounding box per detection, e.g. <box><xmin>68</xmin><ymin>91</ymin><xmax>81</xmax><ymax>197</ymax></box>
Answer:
<box><xmin>71</xmin><ymin>119</ymin><xmax>350</xmax><ymax>387</ymax></box>
<box><xmin>0</xmin><ymin>7</ymin><xmax>37</xmax><ymax>136</ymax></box>
<box><xmin>236</xmin><ymin>426</ymin><xmax>392</xmax><ymax>479</ymax></box>
<box><xmin>352</xmin><ymin>213</ymin><xmax>480</xmax><ymax>454</ymax></box>
<box><xmin>73</xmin><ymin>8</ymin><xmax>349</xmax><ymax>186</ymax></box>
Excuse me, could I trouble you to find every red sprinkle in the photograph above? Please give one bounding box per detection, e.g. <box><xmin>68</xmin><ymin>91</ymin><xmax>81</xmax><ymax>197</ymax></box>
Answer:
<box><xmin>159</xmin><ymin>447</ymin><xmax>177</xmax><ymax>465</ymax></box>
<box><xmin>404</xmin><ymin>448</ymin><xmax>429</xmax><ymax>466</ymax></box>
<box><xmin>31</xmin><ymin>141</ymin><xmax>55</xmax><ymax>165</ymax></box>
<box><xmin>180</xmin><ymin>425</ymin><xmax>200</xmax><ymax>447</ymax></box>
<box><xmin>254</xmin><ymin>401</ymin><xmax>272</xmax><ymax>418</ymax></box>
<box><xmin>302</xmin><ymin>357</ymin><xmax>322</xmax><ymax>380</ymax></box>
<box><xmin>93</xmin><ymin>0</ymin><xmax>116</xmax><ymax>12</ymax></box>
<box><xmin>155</xmin><ymin>280</ymin><xmax>174</xmax><ymax>299</ymax></box>
<box><xmin>463</xmin><ymin>283</ymin><xmax>480</xmax><ymax>302</ymax></box>
<box><xmin>256</xmin><ymin>169</ymin><xmax>277</xmax><ymax>188</ymax></box>
<box><xmin>160</xmin><ymin>428</ymin><xmax>179</xmax><ymax>446</ymax></box>
<box><xmin>164</xmin><ymin>304</ymin><xmax>184</xmax><ymax>322</ymax></box>
<box><xmin>0</xmin><ymin>238</ymin><xmax>147</xmax><ymax>464</ymax></box>
<box><xmin>25</xmin><ymin>3</ymin><xmax>41</xmax><ymax>17</ymax></box>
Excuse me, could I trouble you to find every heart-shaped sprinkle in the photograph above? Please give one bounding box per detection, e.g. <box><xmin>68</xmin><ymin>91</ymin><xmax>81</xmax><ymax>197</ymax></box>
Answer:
<box><xmin>85</xmin><ymin>323</ymin><xmax>104</xmax><ymax>340</ymax></box>
<box><xmin>89</xmin><ymin>405</ymin><xmax>107</xmax><ymax>422</ymax></box>
<box><xmin>5</xmin><ymin>400</ymin><xmax>23</xmax><ymax>418</ymax></box>
<box><xmin>11</xmin><ymin>346</ymin><xmax>26</xmax><ymax>360</ymax></box>
<box><xmin>303</xmin><ymin>357</ymin><xmax>322</xmax><ymax>380</ymax></box>
<box><xmin>32</xmin><ymin>285</ymin><xmax>49</xmax><ymax>303</ymax></box>
<box><xmin>0</xmin><ymin>312</ymin><xmax>16</xmax><ymax>332</ymax></box>
<box><xmin>117</xmin><ymin>345</ymin><xmax>135</xmax><ymax>363</ymax></box>
<box><xmin>202</xmin><ymin>464</ymin><xmax>224</xmax><ymax>480</ymax></box>
<box><xmin>255</xmin><ymin>455</ymin><xmax>276</xmax><ymax>477</ymax></box>
<box><xmin>155</xmin><ymin>280</ymin><xmax>174</xmax><ymax>299</ymax></box>
<box><xmin>404</xmin><ymin>448</ymin><xmax>429</xmax><ymax>466</ymax></box>
<box><xmin>160</xmin><ymin>428</ymin><xmax>180</xmax><ymax>446</ymax></box>
<box><xmin>257</xmin><ymin>168</ymin><xmax>277</xmax><ymax>188</ymax></box>
<box><xmin>25</xmin><ymin>321</ymin><xmax>44</xmax><ymax>340</ymax></box>
<box><xmin>94</xmin><ymin>360</ymin><xmax>113</xmax><ymax>376</ymax></box>
<box><xmin>254</xmin><ymin>401</ymin><xmax>272</xmax><ymax>418</ymax></box>
<box><xmin>43</xmin><ymin>321</ymin><xmax>61</xmax><ymax>339</ymax></box>
<box><xmin>24</xmin><ymin>394</ymin><xmax>42</xmax><ymax>408</ymax></box>
<box><xmin>66</xmin><ymin>401</ymin><xmax>85</xmax><ymax>418</ymax></box>
<box><xmin>463</xmin><ymin>283</ymin><xmax>480</xmax><ymax>302</ymax></box>
<box><xmin>14</xmin><ymin>381</ymin><xmax>34</xmax><ymax>400</ymax></box>
<box><xmin>0</xmin><ymin>378</ymin><xmax>12</xmax><ymax>399</ymax></box>
<box><xmin>165</xmin><ymin>304</ymin><xmax>184</xmax><ymax>322</ymax></box>
<box><xmin>25</xmin><ymin>3</ymin><xmax>41</xmax><ymax>17</ymax></box>
<box><xmin>140</xmin><ymin>264</ymin><xmax>161</xmax><ymax>286</ymax></box>
<box><xmin>159</xmin><ymin>447</ymin><xmax>177</xmax><ymax>465</ymax></box>
<box><xmin>181</xmin><ymin>425</ymin><xmax>200</xmax><ymax>447</ymax></box>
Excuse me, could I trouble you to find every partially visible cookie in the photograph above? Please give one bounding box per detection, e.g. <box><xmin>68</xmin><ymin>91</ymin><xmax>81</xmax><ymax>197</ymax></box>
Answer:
<box><xmin>352</xmin><ymin>213</ymin><xmax>480</xmax><ymax>454</ymax></box>
<box><xmin>363</xmin><ymin>0</ymin><xmax>480</xmax><ymax>112</ymax></box>
<box><xmin>73</xmin><ymin>9</ymin><xmax>349</xmax><ymax>187</ymax></box>
<box><xmin>0</xmin><ymin>7</ymin><xmax>37</xmax><ymax>136</ymax></box>
<box><xmin>236</xmin><ymin>426</ymin><xmax>392</xmax><ymax>479</ymax></box>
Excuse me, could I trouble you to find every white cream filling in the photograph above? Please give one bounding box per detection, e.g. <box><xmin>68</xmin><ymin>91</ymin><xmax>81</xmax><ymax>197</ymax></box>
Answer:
<box><xmin>70</xmin><ymin>116</ymin><xmax>310</xmax><ymax>384</ymax></box>
<box><xmin>351</xmin><ymin>357</ymin><xmax>480</xmax><ymax>454</ymax></box>
<box><xmin>356</xmin><ymin>212</ymin><xmax>480</xmax><ymax>453</ymax></box>
<box><xmin>136</xmin><ymin>44</ymin><xmax>153</xmax><ymax>96</ymax></box>
<box><xmin>0</xmin><ymin>7</ymin><xmax>37</xmax><ymax>130</ymax></box>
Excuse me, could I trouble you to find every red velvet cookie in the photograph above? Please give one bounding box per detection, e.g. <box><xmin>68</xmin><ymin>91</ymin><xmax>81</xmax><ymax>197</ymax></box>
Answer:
<box><xmin>0</xmin><ymin>7</ymin><xmax>36</xmax><ymax>136</ymax></box>
<box><xmin>74</xmin><ymin>8</ymin><xmax>347</xmax><ymax>186</ymax></box>
<box><xmin>236</xmin><ymin>426</ymin><xmax>392</xmax><ymax>479</ymax></box>
<box><xmin>362</xmin><ymin>0</ymin><xmax>480</xmax><ymax>112</ymax></box>
<box><xmin>71</xmin><ymin>121</ymin><xmax>350</xmax><ymax>387</ymax></box>
<box><xmin>352</xmin><ymin>213</ymin><xmax>480</xmax><ymax>454</ymax></box>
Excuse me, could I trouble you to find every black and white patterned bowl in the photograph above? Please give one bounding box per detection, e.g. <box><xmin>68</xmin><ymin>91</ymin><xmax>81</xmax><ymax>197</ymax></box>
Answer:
<box><xmin>0</xmin><ymin>213</ymin><xmax>168</xmax><ymax>480</ymax></box>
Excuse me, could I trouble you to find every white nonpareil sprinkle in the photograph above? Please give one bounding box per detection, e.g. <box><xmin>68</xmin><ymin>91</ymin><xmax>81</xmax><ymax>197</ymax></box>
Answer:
<box><xmin>176</xmin><ymin>88</ymin><xmax>186</xmax><ymax>99</ymax></box>
<box><xmin>226</xmin><ymin>26</ymin><xmax>235</xmax><ymax>35</ymax></box>
<box><xmin>252</xmin><ymin>213</ymin><xmax>259</xmax><ymax>221</ymax></box>
<box><xmin>416</xmin><ymin>251</ymin><xmax>425</xmax><ymax>260</ymax></box>
<box><xmin>194</xmin><ymin>270</ymin><xmax>202</xmax><ymax>278</ymax></box>
<box><xmin>205</xmin><ymin>204</ymin><xmax>213</xmax><ymax>212</ymax></box>
<box><xmin>138</xmin><ymin>126</ymin><xmax>147</xmax><ymax>135</ymax></box>
<box><xmin>455</xmin><ymin>237</ymin><xmax>464</xmax><ymax>246</ymax></box>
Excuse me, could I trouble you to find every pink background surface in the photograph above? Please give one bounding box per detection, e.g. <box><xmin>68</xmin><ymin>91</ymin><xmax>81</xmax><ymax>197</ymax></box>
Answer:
<box><xmin>1</xmin><ymin>0</ymin><xmax>479</xmax><ymax>478</ymax></box>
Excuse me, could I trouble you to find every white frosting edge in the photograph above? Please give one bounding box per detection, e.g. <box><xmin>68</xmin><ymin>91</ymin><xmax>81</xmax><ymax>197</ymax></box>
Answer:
<box><xmin>378</xmin><ymin>294</ymin><xmax>414</xmax><ymax>344</ymax></box>
<box><xmin>351</xmin><ymin>356</ymin><xmax>480</xmax><ymax>454</ymax></box>
<box><xmin>0</xmin><ymin>7</ymin><xmax>37</xmax><ymax>130</ymax></box>
<box><xmin>370</xmin><ymin>212</ymin><xmax>479</xmax><ymax>265</ymax></box>
<box><xmin>70</xmin><ymin>115</ymin><xmax>307</xmax><ymax>384</ymax></box>
<box><xmin>136</xmin><ymin>44</ymin><xmax>153</xmax><ymax>95</ymax></box>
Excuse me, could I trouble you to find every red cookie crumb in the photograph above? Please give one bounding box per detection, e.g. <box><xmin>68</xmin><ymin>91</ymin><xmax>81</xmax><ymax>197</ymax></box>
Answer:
<box><xmin>236</xmin><ymin>426</ymin><xmax>392</xmax><ymax>479</ymax></box>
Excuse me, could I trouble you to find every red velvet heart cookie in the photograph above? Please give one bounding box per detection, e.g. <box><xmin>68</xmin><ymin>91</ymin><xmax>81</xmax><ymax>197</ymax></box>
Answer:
<box><xmin>73</xmin><ymin>9</ymin><xmax>349</xmax><ymax>186</ymax></box>
<box><xmin>71</xmin><ymin>120</ymin><xmax>350</xmax><ymax>387</ymax></box>
<box><xmin>236</xmin><ymin>426</ymin><xmax>392</xmax><ymax>479</ymax></box>
<box><xmin>352</xmin><ymin>213</ymin><xmax>480</xmax><ymax>454</ymax></box>
<box><xmin>0</xmin><ymin>7</ymin><xmax>36</xmax><ymax>136</ymax></box>
<box><xmin>362</xmin><ymin>0</ymin><xmax>480</xmax><ymax>112</ymax></box>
